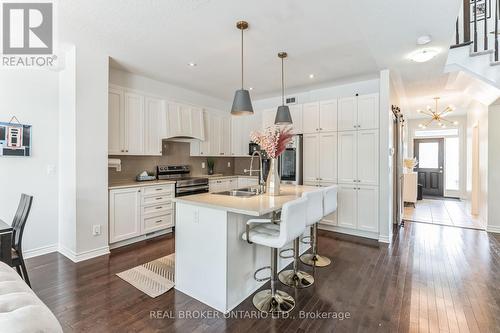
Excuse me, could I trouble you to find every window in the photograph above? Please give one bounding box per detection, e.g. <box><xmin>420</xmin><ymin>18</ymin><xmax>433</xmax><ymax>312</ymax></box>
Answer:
<box><xmin>415</xmin><ymin>128</ymin><xmax>459</xmax><ymax>137</ymax></box>
<box><xmin>418</xmin><ymin>142</ymin><xmax>439</xmax><ymax>168</ymax></box>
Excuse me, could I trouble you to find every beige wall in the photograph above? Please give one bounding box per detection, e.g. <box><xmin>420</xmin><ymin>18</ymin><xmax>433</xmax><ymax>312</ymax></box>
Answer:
<box><xmin>467</xmin><ymin>102</ymin><xmax>488</xmax><ymax>225</ymax></box>
<box><xmin>109</xmin><ymin>141</ymin><xmax>236</xmax><ymax>181</ymax></box>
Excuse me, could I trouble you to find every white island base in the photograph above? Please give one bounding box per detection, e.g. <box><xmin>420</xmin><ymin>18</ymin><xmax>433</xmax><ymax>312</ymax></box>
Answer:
<box><xmin>174</xmin><ymin>202</ymin><xmax>311</xmax><ymax>313</ymax></box>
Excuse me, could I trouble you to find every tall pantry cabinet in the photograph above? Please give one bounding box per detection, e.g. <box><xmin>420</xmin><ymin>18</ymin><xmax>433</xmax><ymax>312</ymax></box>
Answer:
<box><xmin>336</xmin><ymin>93</ymin><xmax>379</xmax><ymax>235</ymax></box>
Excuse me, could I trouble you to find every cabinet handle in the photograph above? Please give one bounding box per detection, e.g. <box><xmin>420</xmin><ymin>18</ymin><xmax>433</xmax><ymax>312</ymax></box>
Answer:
<box><xmin>156</xmin><ymin>188</ymin><xmax>162</xmax><ymax>191</ymax></box>
<box><xmin>126</xmin><ymin>150</ymin><xmax>129</xmax><ymax>152</ymax></box>
<box><xmin>138</xmin><ymin>189</ymin><xmax>141</xmax><ymax>192</ymax></box>
<box><xmin>155</xmin><ymin>220</ymin><xmax>163</xmax><ymax>224</ymax></box>
<box><xmin>156</xmin><ymin>197</ymin><xmax>162</xmax><ymax>200</ymax></box>
<box><xmin>156</xmin><ymin>206</ymin><xmax>163</xmax><ymax>210</ymax></box>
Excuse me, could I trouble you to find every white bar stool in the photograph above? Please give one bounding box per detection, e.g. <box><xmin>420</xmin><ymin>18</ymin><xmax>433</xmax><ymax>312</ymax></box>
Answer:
<box><xmin>300</xmin><ymin>188</ymin><xmax>333</xmax><ymax>267</ymax></box>
<box><xmin>278</xmin><ymin>198</ymin><xmax>315</xmax><ymax>288</ymax></box>
<box><xmin>242</xmin><ymin>197</ymin><xmax>307</xmax><ymax>314</ymax></box>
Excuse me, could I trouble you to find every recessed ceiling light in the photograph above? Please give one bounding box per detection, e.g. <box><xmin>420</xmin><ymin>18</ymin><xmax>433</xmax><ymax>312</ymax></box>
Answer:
<box><xmin>417</xmin><ymin>35</ymin><xmax>432</xmax><ymax>45</ymax></box>
<box><xmin>188</xmin><ymin>62</ymin><xmax>197</xmax><ymax>67</ymax></box>
<box><xmin>309</xmin><ymin>74</ymin><xmax>315</xmax><ymax>79</ymax></box>
<box><xmin>249</xmin><ymin>87</ymin><xmax>253</xmax><ymax>90</ymax></box>
<box><xmin>408</xmin><ymin>49</ymin><xmax>439</xmax><ymax>63</ymax></box>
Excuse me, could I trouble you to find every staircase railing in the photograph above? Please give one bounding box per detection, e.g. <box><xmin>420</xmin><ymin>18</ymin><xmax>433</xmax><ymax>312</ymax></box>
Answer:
<box><xmin>452</xmin><ymin>0</ymin><xmax>499</xmax><ymax>61</ymax></box>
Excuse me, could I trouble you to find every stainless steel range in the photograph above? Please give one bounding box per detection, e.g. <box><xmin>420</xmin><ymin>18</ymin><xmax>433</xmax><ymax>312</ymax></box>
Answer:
<box><xmin>156</xmin><ymin>165</ymin><xmax>209</xmax><ymax>197</ymax></box>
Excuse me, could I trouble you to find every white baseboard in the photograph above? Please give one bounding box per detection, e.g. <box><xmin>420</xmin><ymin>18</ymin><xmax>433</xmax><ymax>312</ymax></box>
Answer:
<box><xmin>318</xmin><ymin>223</ymin><xmax>379</xmax><ymax>241</ymax></box>
<box><xmin>486</xmin><ymin>225</ymin><xmax>500</xmax><ymax>234</ymax></box>
<box><xmin>378</xmin><ymin>235</ymin><xmax>391</xmax><ymax>243</ymax></box>
<box><xmin>23</xmin><ymin>244</ymin><xmax>58</xmax><ymax>259</ymax></box>
<box><xmin>58</xmin><ymin>245</ymin><xmax>110</xmax><ymax>263</ymax></box>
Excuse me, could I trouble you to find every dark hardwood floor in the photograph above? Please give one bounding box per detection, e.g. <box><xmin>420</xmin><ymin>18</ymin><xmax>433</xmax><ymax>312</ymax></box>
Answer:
<box><xmin>26</xmin><ymin>222</ymin><xmax>500</xmax><ymax>333</ymax></box>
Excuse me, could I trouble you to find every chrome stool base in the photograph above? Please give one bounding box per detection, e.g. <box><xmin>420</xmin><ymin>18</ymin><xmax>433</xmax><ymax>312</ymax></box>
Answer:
<box><xmin>278</xmin><ymin>269</ymin><xmax>314</xmax><ymax>288</ymax></box>
<box><xmin>300</xmin><ymin>253</ymin><xmax>331</xmax><ymax>267</ymax></box>
<box><xmin>252</xmin><ymin>289</ymin><xmax>295</xmax><ymax>314</ymax></box>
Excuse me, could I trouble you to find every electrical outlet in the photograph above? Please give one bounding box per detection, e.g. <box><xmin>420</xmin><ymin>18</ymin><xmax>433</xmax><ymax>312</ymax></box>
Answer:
<box><xmin>227</xmin><ymin>162</ymin><xmax>231</xmax><ymax>168</ymax></box>
<box><xmin>92</xmin><ymin>224</ymin><xmax>101</xmax><ymax>236</ymax></box>
<box><xmin>202</xmin><ymin>162</ymin><xmax>206</xmax><ymax>169</ymax></box>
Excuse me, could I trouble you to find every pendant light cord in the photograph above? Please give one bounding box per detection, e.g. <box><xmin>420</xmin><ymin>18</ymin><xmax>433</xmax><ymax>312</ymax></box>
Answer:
<box><xmin>281</xmin><ymin>57</ymin><xmax>285</xmax><ymax>106</ymax></box>
<box><xmin>241</xmin><ymin>28</ymin><xmax>244</xmax><ymax>89</ymax></box>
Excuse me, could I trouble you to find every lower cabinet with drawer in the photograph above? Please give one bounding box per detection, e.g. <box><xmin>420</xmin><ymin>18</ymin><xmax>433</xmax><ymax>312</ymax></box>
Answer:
<box><xmin>109</xmin><ymin>183</ymin><xmax>175</xmax><ymax>246</ymax></box>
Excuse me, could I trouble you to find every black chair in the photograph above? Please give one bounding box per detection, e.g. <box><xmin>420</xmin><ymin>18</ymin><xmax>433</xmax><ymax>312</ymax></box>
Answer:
<box><xmin>10</xmin><ymin>194</ymin><xmax>33</xmax><ymax>287</ymax></box>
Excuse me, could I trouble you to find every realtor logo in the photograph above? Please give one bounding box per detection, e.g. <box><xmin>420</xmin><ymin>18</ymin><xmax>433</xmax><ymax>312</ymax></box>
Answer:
<box><xmin>2</xmin><ymin>2</ymin><xmax>53</xmax><ymax>54</ymax></box>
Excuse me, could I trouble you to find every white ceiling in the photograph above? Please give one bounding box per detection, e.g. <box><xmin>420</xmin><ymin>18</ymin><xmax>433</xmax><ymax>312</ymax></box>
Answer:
<box><xmin>58</xmin><ymin>0</ymin><xmax>463</xmax><ymax>101</ymax></box>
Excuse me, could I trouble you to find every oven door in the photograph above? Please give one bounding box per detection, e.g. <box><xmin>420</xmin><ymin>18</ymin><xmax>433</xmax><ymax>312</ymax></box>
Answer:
<box><xmin>175</xmin><ymin>185</ymin><xmax>209</xmax><ymax>197</ymax></box>
<box><xmin>279</xmin><ymin>147</ymin><xmax>297</xmax><ymax>183</ymax></box>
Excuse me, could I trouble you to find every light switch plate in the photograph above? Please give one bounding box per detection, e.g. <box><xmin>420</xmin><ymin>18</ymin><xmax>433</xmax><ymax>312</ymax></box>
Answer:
<box><xmin>202</xmin><ymin>162</ymin><xmax>206</xmax><ymax>169</ymax></box>
<box><xmin>227</xmin><ymin>162</ymin><xmax>231</xmax><ymax>168</ymax></box>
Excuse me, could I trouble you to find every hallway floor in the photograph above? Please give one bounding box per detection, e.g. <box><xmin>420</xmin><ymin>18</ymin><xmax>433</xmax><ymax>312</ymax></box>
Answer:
<box><xmin>26</xmin><ymin>223</ymin><xmax>500</xmax><ymax>332</ymax></box>
<box><xmin>403</xmin><ymin>198</ymin><xmax>484</xmax><ymax>230</ymax></box>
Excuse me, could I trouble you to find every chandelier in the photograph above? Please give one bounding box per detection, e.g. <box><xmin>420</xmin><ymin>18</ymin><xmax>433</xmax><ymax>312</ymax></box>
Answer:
<box><xmin>417</xmin><ymin>97</ymin><xmax>458</xmax><ymax>128</ymax></box>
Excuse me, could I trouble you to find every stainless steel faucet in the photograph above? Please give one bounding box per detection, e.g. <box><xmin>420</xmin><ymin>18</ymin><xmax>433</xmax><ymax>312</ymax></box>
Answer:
<box><xmin>245</xmin><ymin>150</ymin><xmax>266</xmax><ymax>194</ymax></box>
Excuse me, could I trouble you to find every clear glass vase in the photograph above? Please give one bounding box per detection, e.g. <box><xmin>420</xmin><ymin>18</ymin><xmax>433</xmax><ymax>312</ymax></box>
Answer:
<box><xmin>266</xmin><ymin>158</ymin><xmax>280</xmax><ymax>196</ymax></box>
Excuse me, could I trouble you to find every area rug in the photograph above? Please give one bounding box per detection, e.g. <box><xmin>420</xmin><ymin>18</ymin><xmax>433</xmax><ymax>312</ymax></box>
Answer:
<box><xmin>116</xmin><ymin>253</ymin><xmax>175</xmax><ymax>298</ymax></box>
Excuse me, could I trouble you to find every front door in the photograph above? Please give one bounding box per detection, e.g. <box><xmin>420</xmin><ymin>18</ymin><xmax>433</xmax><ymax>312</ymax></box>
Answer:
<box><xmin>414</xmin><ymin>138</ymin><xmax>444</xmax><ymax>197</ymax></box>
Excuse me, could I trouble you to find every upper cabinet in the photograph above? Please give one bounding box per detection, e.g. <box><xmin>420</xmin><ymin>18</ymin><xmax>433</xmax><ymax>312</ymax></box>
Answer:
<box><xmin>190</xmin><ymin>111</ymin><xmax>232</xmax><ymax>156</ymax></box>
<box><xmin>302</xmin><ymin>100</ymin><xmax>337</xmax><ymax>133</ymax></box>
<box><xmin>108</xmin><ymin>88</ymin><xmax>124</xmax><ymax>155</ymax></box>
<box><xmin>338</xmin><ymin>94</ymin><xmax>379</xmax><ymax>131</ymax></box>
<box><xmin>108</xmin><ymin>85</ymin><xmax>208</xmax><ymax>156</ymax></box>
<box><xmin>231</xmin><ymin>112</ymin><xmax>260</xmax><ymax>156</ymax></box>
<box><xmin>144</xmin><ymin>97</ymin><xmax>167</xmax><ymax>155</ymax></box>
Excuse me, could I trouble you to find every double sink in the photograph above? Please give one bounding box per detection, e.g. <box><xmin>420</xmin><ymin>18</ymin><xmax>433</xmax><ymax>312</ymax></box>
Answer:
<box><xmin>214</xmin><ymin>187</ymin><xmax>260</xmax><ymax>197</ymax></box>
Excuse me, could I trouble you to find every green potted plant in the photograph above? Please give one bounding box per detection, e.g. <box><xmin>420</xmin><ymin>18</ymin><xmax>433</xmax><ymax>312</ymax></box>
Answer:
<box><xmin>207</xmin><ymin>157</ymin><xmax>215</xmax><ymax>175</ymax></box>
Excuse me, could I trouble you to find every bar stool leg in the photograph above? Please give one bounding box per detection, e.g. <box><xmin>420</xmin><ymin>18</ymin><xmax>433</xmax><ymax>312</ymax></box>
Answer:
<box><xmin>253</xmin><ymin>248</ymin><xmax>295</xmax><ymax>314</ymax></box>
<box><xmin>300</xmin><ymin>224</ymin><xmax>331</xmax><ymax>267</ymax></box>
<box><xmin>278</xmin><ymin>238</ymin><xmax>314</xmax><ymax>288</ymax></box>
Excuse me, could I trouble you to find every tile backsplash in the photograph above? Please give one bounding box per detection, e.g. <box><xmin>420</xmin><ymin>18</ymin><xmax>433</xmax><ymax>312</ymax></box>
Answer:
<box><xmin>109</xmin><ymin>141</ymin><xmax>243</xmax><ymax>182</ymax></box>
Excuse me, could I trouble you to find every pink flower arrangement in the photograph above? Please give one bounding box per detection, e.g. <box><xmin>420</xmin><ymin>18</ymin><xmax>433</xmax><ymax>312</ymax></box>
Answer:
<box><xmin>250</xmin><ymin>126</ymin><xmax>294</xmax><ymax>159</ymax></box>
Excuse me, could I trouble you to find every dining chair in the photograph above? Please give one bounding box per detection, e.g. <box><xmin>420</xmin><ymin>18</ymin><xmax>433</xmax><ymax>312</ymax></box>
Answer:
<box><xmin>10</xmin><ymin>194</ymin><xmax>33</xmax><ymax>287</ymax></box>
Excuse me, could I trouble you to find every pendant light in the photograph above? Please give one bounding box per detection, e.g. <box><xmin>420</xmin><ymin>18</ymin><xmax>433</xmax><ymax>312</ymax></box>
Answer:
<box><xmin>274</xmin><ymin>52</ymin><xmax>292</xmax><ymax>125</ymax></box>
<box><xmin>231</xmin><ymin>21</ymin><xmax>254</xmax><ymax>115</ymax></box>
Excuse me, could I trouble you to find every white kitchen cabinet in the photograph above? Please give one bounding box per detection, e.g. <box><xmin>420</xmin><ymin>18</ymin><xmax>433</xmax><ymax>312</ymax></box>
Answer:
<box><xmin>231</xmin><ymin>112</ymin><xmax>260</xmax><ymax>156</ymax></box>
<box><xmin>109</xmin><ymin>183</ymin><xmax>175</xmax><ymax>246</ymax></box>
<box><xmin>338</xmin><ymin>97</ymin><xmax>357</xmax><ymax>131</ymax></box>
<box><xmin>302</xmin><ymin>102</ymin><xmax>320</xmax><ymax>133</ymax></box>
<box><xmin>108</xmin><ymin>88</ymin><xmax>123</xmax><ymax>155</ymax></box>
<box><xmin>199</xmin><ymin>111</ymin><xmax>211</xmax><ymax>156</ymax></box>
<box><xmin>302</xmin><ymin>100</ymin><xmax>337</xmax><ymax>134</ymax></box>
<box><xmin>338</xmin><ymin>131</ymin><xmax>357</xmax><ymax>184</ymax></box>
<box><xmin>338</xmin><ymin>94</ymin><xmax>379</xmax><ymax>131</ymax></box>
<box><xmin>337</xmin><ymin>185</ymin><xmax>357</xmax><ymax>229</ymax></box>
<box><xmin>319</xmin><ymin>99</ymin><xmax>338</xmax><ymax>132</ymax></box>
<box><xmin>109</xmin><ymin>187</ymin><xmax>142</xmax><ymax>243</ymax></box>
<box><xmin>357</xmin><ymin>185</ymin><xmax>379</xmax><ymax>232</ymax></box>
<box><xmin>144</xmin><ymin>97</ymin><xmax>167</xmax><ymax>156</ymax></box>
<box><xmin>318</xmin><ymin>132</ymin><xmax>338</xmax><ymax>183</ymax></box>
<box><xmin>338</xmin><ymin>130</ymin><xmax>378</xmax><ymax>186</ymax></box>
<box><xmin>124</xmin><ymin>92</ymin><xmax>145</xmax><ymax>155</ymax></box>
<box><xmin>357</xmin><ymin>93</ymin><xmax>379</xmax><ymax>130</ymax></box>
<box><xmin>303</xmin><ymin>133</ymin><xmax>319</xmax><ymax>183</ymax></box>
<box><xmin>357</xmin><ymin>129</ymin><xmax>379</xmax><ymax>185</ymax></box>
<box><xmin>219</xmin><ymin>116</ymin><xmax>231</xmax><ymax>156</ymax></box>
<box><xmin>303</xmin><ymin>131</ymin><xmax>338</xmax><ymax>185</ymax></box>
<box><xmin>337</xmin><ymin>184</ymin><xmax>378</xmax><ymax>232</ymax></box>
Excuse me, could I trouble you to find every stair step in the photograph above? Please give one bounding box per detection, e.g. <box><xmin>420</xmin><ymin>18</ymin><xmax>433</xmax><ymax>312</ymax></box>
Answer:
<box><xmin>470</xmin><ymin>49</ymin><xmax>495</xmax><ymax>57</ymax></box>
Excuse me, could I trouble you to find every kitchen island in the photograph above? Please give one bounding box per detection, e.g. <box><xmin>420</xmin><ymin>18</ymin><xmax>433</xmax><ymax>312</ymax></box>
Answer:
<box><xmin>173</xmin><ymin>184</ymin><xmax>317</xmax><ymax>313</ymax></box>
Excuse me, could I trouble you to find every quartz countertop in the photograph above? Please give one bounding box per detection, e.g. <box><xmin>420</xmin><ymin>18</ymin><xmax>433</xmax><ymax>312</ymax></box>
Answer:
<box><xmin>172</xmin><ymin>184</ymin><xmax>318</xmax><ymax>216</ymax></box>
<box><xmin>108</xmin><ymin>179</ymin><xmax>176</xmax><ymax>190</ymax></box>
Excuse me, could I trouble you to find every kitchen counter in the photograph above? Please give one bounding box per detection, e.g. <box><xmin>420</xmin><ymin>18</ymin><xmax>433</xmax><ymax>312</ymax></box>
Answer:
<box><xmin>108</xmin><ymin>179</ymin><xmax>176</xmax><ymax>190</ymax></box>
<box><xmin>174</xmin><ymin>184</ymin><xmax>314</xmax><ymax>313</ymax></box>
<box><xmin>194</xmin><ymin>174</ymin><xmax>258</xmax><ymax>180</ymax></box>
<box><xmin>173</xmin><ymin>184</ymin><xmax>316</xmax><ymax>216</ymax></box>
